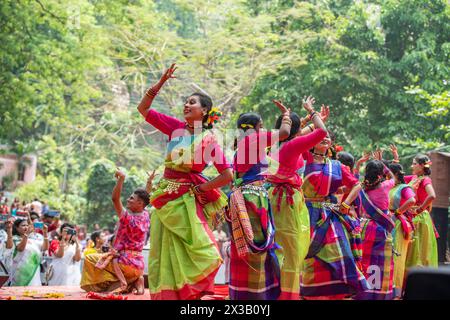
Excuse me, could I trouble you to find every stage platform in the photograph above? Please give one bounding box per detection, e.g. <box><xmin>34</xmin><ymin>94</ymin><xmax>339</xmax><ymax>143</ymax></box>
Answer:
<box><xmin>0</xmin><ymin>285</ymin><xmax>230</xmax><ymax>300</ymax></box>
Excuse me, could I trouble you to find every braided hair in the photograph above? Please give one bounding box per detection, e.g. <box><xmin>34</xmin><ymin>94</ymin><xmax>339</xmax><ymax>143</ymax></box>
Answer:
<box><xmin>363</xmin><ymin>160</ymin><xmax>384</xmax><ymax>191</ymax></box>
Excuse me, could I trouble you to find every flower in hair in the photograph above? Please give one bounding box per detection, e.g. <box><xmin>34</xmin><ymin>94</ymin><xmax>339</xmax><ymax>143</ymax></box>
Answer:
<box><xmin>240</xmin><ymin>123</ymin><xmax>254</xmax><ymax>129</ymax></box>
<box><xmin>423</xmin><ymin>161</ymin><xmax>432</xmax><ymax>168</ymax></box>
<box><xmin>335</xmin><ymin>145</ymin><xmax>344</xmax><ymax>152</ymax></box>
<box><xmin>206</xmin><ymin>107</ymin><xmax>222</xmax><ymax>128</ymax></box>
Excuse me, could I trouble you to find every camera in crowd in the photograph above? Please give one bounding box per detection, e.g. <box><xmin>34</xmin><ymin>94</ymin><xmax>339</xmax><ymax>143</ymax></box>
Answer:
<box><xmin>66</xmin><ymin>228</ymin><xmax>77</xmax><ymax>244</ymax></box>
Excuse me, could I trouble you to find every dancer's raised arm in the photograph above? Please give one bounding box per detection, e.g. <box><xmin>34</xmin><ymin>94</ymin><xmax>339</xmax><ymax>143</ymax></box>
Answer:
<box><xmin>112</xmin><ymin>169</ymin><xmax>126</xmax><ymax>218</ymax></box>
<box><xmin>137</xmin><ymin>63</ymin><xmax>177</xmax><ymax>118</ymax></box>
<box><xmin>272</xmin><ymin>99</ymin><xmax>292</xmax><ymax>142</ymax></box>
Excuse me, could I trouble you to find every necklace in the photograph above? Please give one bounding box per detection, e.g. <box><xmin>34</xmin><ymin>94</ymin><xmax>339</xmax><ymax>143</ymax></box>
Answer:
<box><xmin>185</xmin><ymin>122</ymin><xmax>194</xmax><ymax>129</ymax></box>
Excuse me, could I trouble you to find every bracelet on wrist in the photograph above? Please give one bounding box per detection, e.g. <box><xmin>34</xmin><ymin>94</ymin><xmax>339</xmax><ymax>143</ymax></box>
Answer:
<box><xmin>341</xmin><ymin>202</ymin><xmax>350</xmax><ymax>209</ymax></box>
<box><xmin>145</xmin><ymin>88</ymin><xmax>158</xmax><ymax>98</ymax></box>
<box><xmin>193</xmin><ymin>185</ymin><xmax>204</xmax><ymax>194</ymax></box>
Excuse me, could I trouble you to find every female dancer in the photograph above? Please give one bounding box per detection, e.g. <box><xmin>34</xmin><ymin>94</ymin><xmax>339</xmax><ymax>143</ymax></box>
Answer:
<box><xmin>266</xmin><ymin>97</ymin><xmax>327</xmax><ymax>300</ymax></box>
<box><xmin>300</xmin><ymin>131</ymin><xmax>368</xmax><ymax>299</ymax></box>
<box><xmin>388</xmin><ymin>162</ymin><xmax>415</xmax><ymax>298</ymax></box>
<box><xmin>353</xmin><ymin>160</ymin><xmax>395</xmax><ymax>300</ymax></box>
<box><xmin>404</xmin><ymin>154</ymin><xmax>438</xmax><ymax>268</ymax></box>
<box><xmin>226</xmin><ymin>101</ymin><xmax>291</xmax><ymax>300</ymax></box>
<box><xmin>137</xmin><ymin>64</ymin><xmax>233</xmax><ymax>300</ymax></box>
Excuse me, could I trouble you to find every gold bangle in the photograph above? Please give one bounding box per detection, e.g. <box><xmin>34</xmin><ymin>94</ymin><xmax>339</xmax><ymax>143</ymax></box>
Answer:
<box><xmin>145</xmin><ymin>88</ymin><xmax>157</xmax><ymax>98</ymax></box>
<box><xmin>193</xmin><ymin>185</ymin><xmax>204</xmax><ymax>194</ymax></box>
<box><xmin>341</xmin><ymin>202</ymin><xmax>350</xmax><ymax>209</ymax></box>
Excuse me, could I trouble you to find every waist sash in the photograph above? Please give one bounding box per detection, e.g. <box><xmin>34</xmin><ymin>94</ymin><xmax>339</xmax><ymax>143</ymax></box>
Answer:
<box><xmin>151</xmin><ymin>168</ymin><xmax>222</xmax><ymax>209</ymax></box>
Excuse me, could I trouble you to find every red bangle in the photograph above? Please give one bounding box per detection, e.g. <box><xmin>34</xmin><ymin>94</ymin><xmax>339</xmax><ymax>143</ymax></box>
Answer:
<box><xmin>145</xmin><ymin>88</ymin><xmax>158</xmax><ymax>98</ymax></box>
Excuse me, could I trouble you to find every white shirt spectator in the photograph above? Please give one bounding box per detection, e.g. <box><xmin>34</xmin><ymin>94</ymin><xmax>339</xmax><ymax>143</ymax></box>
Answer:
<box><xmin>31</xmin><ymin>200</ymin><xmax>43</xmax><ymax>214</ymax></box>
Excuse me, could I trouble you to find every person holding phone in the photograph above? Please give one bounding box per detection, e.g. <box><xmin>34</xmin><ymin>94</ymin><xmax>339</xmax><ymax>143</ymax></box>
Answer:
<box><xmin>5</xmin><ymin>217</ymin><xmax>48</xmax><ymax>286</ymax></box>
<box><xmin>47</xmin><ymin>223</ymin><xmax>82</xmax><ymax>286</ymax></box>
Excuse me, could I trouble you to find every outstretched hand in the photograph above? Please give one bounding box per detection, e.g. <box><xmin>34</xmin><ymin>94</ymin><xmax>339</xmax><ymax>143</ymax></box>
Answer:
<box><xmin>358</xmin><ymin>151</ymin><xmax>371</xmax><ymax>163</ymax></box>
<box><xmin>272</xmin><ymin>100</ymin><xmax>290</xmax><ymax>116</ymax></box>
<box><xmin>319</xmin><ymin>104</ymin><xmax>330</xmax><ymax>122</ymax></box>
<box><xmin>160</xmin><ymin>63</ymin><xmax>177</xmax><ymax>83</ymax></box>
<box><xmin>302</xmin><ymin>96</ymin><xmax>315</xmax><ymax>113</ymax></box>
<box><xmin>146</xmin><ymin>170</ymin><xmax>158</xmax><ymax>187</ymax></box>
<box><xmin>372</xmin><ymin>149</ymin><xmax>384</xmax><ymax>161</ymax></box>
<box><xmin>390</xmin><ymin>144</ymin><xmax>399</xmax><ymax>161</ymax></box>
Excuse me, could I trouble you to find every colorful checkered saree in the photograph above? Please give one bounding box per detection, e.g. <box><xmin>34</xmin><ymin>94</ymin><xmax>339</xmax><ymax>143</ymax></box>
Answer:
<box><xmin>300</xmin><ymin>160</ymin><xmax>369</xmax><ymax>298</ymax></box>
<box><xmin>227</xmin><ymin>164</ymin><xmax>281</xmax><ymax>300</ymax></box>
<box><xmin>354</xmin><ymin>190</ymin><xmax>395</xmax><ymax>300</ymax></box>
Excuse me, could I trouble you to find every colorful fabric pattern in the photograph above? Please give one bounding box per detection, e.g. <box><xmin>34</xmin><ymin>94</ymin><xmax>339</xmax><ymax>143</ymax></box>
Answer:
<box><xmin>113</xmin><ymin>209</ymin><xmax>150</xmax><ymax>271</ymax></box>
<box><xmin>389</xmin><ymin>184</ymin><xmax>414</xmax><ymax>297</ymax></box>
<box><xmin>300</xmin><ymin>159</ymin><xmax>368</xmax><ymax>297</ymax></box>
<box><xmin>81</xmin><ymin>253</ymin><xmax>142</xmax><ymax>292</ymax></box>
<box><xmin>147</xmin><ymin>127</ymin><xmax>230</xmax><ymax>300</ymax></box>
<box><xmin>354</xmin><ymin>190</ymin><xmax>394</xmax><ymax>300</ymax></box>
<box><xmin>227</xmin><ymin>161</ymin><xmax>280</xmax><ymax>300</ymax></box>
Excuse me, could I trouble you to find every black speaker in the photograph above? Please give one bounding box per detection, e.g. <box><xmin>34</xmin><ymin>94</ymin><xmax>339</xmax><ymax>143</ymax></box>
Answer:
<box><xmin>404</xmin><ymin>266</ymin><xmax>450</xmax><ymax>300</ymax></box>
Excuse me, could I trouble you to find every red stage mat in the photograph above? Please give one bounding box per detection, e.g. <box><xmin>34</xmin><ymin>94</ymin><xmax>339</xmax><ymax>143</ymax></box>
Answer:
<box><xmin>0</xmin><ymin>285</ymin><xmax>230</xmax><ymax>300</ymax></box>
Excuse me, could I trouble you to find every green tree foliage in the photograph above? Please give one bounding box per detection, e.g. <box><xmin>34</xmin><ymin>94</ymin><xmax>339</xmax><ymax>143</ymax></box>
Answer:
<box><xmin>1</xmin><ymin>0</ymin><xmax>448</xmax><ymax>225</ymax></box>
<box><xmin>243</xmin><ymin>0</ymin><xmax>449</xmax><ymax>157</ymax></box>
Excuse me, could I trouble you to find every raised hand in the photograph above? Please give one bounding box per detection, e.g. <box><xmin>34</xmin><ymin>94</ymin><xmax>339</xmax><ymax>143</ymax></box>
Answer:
<box><xmin>160</xmin><ymin>63</ymin><xmax>177</xmax><ymax>83</ymax></box>
<box><xmin>147</xmin><ymin>170</ymin><xmax>157</xmax><ymax>185</ymax></box>
<box><xmin>5</xmin><ymin>219</ymin><xmax>13</xmax><ymax>233</ymax></box>
<box><xmin>146</xmin><ymin>170</ymin><xmax>158</xmax><ymax>193</ymax></box>
<box><xmin>272</xmin><ymin>99</ymin><xmax>290</xmax><ymax>116</ymax></box>
<box><xmin>302</xmin><ymin>96</ymin><xmax>316</xmax><ymax>113</ymax></box>
<box><xmin>358</xmin><ymin>151</ymin><xmax>371</xmax><ymax>163</ymax></box>
<box><xmin>43</xmin><ymin>224</ymin><xmax>48</xmax><ymax>237</ymax></box>
<box><xmin>390</xmin><ymin>144</ymin><xmax>399</xmax><ymax>161</ymax></box>
<box><xmin>114</xmin><ymin>168</ymin><xmax>126</xmax><ymax>181</ymax></box>
<box><xmin>372</xmin><ymin>149</ymin><xmax>384</xmax><ymax>161</ymax></box>
<box><xmin>61</xmin><ymin>228</ymin><xmax>68</xmax><ymax>242</ymax></box>
<box><xmin>319</xmin><ymin>104</ymin><xmax>330</xmax><ymax>122</ymax></box>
